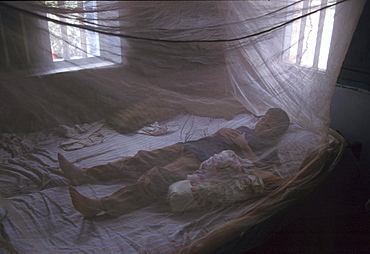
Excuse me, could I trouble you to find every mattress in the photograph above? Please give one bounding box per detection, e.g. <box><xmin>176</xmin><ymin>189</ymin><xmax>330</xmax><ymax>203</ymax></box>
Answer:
<box><xmin>0</xmin><ymin>112</ymin><xmax>342</xmax><ymax>254</ymax></box>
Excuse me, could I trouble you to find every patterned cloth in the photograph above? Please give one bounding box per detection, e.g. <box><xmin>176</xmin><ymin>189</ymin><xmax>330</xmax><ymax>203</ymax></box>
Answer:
<box><xmin>189</xmin><ymin>150</ymin><xmax>265</xmax><ymax>204</ymax></box>
<box><xmin>167</xmin><ymin>150</ymin><xmax>266</xmax><ymax>212</ymax></box>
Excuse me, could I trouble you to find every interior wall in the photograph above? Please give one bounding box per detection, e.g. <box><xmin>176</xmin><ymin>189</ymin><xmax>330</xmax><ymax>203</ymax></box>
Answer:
<box><xmin>330</xmin><ymin>86</ymin><xmax>370</xmax><ymax>169</ymax></box>
<box><xmin>0</xmin><ymin>62</ymin><xmax>242</xmax><ymax>134</ymax></box>
<box><xmin>337</xmin><ymin>0</ymin><xmax>370</xmax><ymax>90</ymax></box>
<box><xmin>0</xmin><ymin>67</ymin><xmax>136</xmax><ymax>133</ymax></box>
<box><xmin>124</xmin><ymin>2</ymin><xmax>227</xmax><ymax>77</ymax></box>
<box><xmin>332</xmin><ymin>0</ymin><xmax>370</xmax><ymax>170</ymax></box>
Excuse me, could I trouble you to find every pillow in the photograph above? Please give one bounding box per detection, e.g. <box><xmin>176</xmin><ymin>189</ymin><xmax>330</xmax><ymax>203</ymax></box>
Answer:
<box><xmin>105</xmin><ymin>97</ymin><xmax>182</xmax><ymax>134</ymax></box>
<box><xmin>274</xmin><ymin>124</ymin><xmax>324</xmax><ymax>179</ymax></box>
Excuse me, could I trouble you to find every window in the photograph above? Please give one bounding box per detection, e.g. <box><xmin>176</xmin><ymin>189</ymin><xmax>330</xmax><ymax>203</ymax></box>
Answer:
<box><xmin>46</xmin><ymin>1</ymin><xmax>100</xmax><ymax>62</ymax></box>
<box><xmin>41</xmin><ymin>1</ymin><xmax>122</xmax><ymax>74</ymax></box>
<box><xmin>283</xmin><ymin>0</ymin><xmax>336</xmax><ymax>70</ymax></box>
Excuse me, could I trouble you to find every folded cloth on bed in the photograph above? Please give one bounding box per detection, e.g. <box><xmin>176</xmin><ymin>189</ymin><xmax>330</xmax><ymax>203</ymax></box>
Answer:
<box><xmin>167</xmin><ymin>150</ymin><xmax>270</xmax><ymax>212</ymax></box>
<box><xmin>58</xmin><ymin>122</ymin><xmax>106</xmax><ymax>151</ymax></box>
<box><xmin>137</xmin><ymin>121</ymin><xmax>180</xmax><ymax>136</ymax></box>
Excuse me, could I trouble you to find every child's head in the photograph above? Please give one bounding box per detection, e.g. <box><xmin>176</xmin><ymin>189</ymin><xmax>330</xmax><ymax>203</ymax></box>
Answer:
<box><xmin>255</xmin><ymin>108</ymin><xmax>290</xmax><ymax>138</ymax></box>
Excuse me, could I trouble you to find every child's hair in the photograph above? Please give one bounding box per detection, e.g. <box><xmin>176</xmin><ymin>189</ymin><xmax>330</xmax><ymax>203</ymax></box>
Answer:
<box><xmin>267</xmin><ymin>108</ymin><xmax>290</xmax><ymax>136</ymax></box>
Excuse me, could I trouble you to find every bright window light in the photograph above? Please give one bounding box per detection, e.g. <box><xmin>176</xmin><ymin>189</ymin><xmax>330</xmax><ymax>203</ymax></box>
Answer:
<box><xmin>283</xmin><ymin>0</ymin><xmax>336</xmax><ymax>70</ymax></box>
<box><xmin>45</xmin><ymin>1</ymin><xmax>100</xmax><ymax>62</ymax></box>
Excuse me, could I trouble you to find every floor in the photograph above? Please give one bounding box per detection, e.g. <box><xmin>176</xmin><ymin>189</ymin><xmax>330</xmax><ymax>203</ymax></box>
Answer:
<box><xmin>246</xmin><ymin>214</ymin><xmax>370</xmax><ymax>253</ymax></box>
<box><xmin>245</xmin><ymin>145</ymin><xmax>370</xmax><ymax>253</ymax></box>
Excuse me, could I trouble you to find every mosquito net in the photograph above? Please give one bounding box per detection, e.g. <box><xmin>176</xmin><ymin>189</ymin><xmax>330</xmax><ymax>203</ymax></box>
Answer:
<box><xmin>0</xmin><ymin>0</ymin><xmax>364</xmax><ymax>135</ymax></box>
<box><xmin>0</xmin><ymin>1</ymin><xmax>365</xmax><ymax>253</ymax></box>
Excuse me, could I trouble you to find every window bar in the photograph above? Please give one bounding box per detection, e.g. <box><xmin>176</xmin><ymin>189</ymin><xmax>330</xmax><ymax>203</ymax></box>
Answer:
<box><xmin>78</xmin><ymin>1</ymin><xmax>87</xmax><ymax>58</ymax></box>
<box><xmin>85</xmin><ymin>1</ymin><xmax>99</xmax><ymax>58</ymax></box>
<box><xmin>313</xmin><ymin>0</ymin><xmax>328</xmax><ymax>68</ymax></box>
<box><xmin>282</xmin><ymin>2</ymin><xmax>295</xmax><ymax>63</ymax></box>
<box><xmin>296</xmin><ymin>0</ymin><xmax>310</xmax><ymax>65</ymax></box>
<box><xmin>61</xmin><ymin>24</ymin><xmax>69</xmax><ymax>60</ymax></box>
<box><xmin>59</xmin><ymin>1</ymin><xmax>69</xmax><ymax>60</ymax></box>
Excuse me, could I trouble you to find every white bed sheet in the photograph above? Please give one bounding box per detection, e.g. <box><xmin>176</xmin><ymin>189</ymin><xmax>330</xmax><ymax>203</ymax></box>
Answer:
<box><xmin>0</xmin><ymin>113</ymin><xmax>323</xmax><ymax>254</ymax></box>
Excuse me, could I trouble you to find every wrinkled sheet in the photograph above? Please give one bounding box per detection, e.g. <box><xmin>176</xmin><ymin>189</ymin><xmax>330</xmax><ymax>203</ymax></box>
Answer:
<box><xmin>0</xmin><ymin>113</ymin><xmax>325</xmax><ymax>254</ymax></box>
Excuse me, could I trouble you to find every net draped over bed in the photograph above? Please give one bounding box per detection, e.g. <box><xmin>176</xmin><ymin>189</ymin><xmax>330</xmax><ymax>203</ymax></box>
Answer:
<box><xmin>0</xmin><ymin>1</ymin><xmax>365</xmax><ymax>253</ymax></box>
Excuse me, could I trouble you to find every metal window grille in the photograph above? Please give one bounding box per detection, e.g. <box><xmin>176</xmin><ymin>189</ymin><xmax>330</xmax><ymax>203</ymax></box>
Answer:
<box><xmin>283</xmin><ymin>0</ymin><xmax>336</xmax><ymax>70</ymax></box>
<box><xmin>46</xmin><ymin>1</ymin><xmax>100</xmax><ymax>62</ymax></box>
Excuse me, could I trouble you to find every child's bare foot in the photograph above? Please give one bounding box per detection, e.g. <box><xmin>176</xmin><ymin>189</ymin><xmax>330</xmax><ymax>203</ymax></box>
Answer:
<box><xmin>58</xmin><ymin>153</ymin><xmax>94</xmax><ymax>186</ymax></box>
<box><xmin>69</xmin><ymin>187</ymin><xmax>104</xmax><ymax>218</ymax></box>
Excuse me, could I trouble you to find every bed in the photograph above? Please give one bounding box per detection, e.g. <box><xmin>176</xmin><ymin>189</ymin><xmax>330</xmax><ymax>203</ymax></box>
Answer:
<box><xmin>0</xmin><ymin>111</ymin><xmax>345</xmax><ymax>254</ymax></box>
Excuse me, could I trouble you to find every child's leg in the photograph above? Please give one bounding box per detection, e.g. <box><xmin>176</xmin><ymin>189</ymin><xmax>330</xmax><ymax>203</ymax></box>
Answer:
<box><xmin>59</xmin><ymin>144</ymin><xmax>185</xmax><ymax>185</ymax></box>
<box><xmin>86</xmin><ymin>144</ymin><xmax>186</xmax><ymax>181</ymax></box>
<box><xmin>99</xmin><ymin>150</ymin><xmax>201</xmax><ymax>216</ymax></box>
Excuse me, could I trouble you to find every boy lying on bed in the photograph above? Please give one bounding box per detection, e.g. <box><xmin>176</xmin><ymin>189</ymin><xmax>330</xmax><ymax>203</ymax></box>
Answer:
<box><xmin>58</xmin><ymin>108</ymin><xmax>290</xmax><ymax>218</ymax></box>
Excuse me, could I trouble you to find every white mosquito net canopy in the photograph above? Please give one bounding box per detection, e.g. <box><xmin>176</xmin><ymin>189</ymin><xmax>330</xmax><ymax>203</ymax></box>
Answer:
<box><xmin>0</xmin><ymin>1</ymin><xmax>365</xmax><ymax>253</ymax></box>
<box><xmin>0</xmin><ymin>0</ymin><xmax>364</xmax><ymax>136</ymax></box>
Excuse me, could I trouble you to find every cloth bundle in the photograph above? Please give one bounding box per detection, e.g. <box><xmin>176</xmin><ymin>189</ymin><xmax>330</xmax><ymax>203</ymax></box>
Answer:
<box><xmin>167</xmin><ymin>150</ymin><xmax>269</xmax><ymax>212</ymax></box>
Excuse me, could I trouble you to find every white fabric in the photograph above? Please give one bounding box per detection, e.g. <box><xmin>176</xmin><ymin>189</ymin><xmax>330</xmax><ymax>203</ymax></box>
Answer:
<box><xmin>137</xmin><ymin>121</ymin><xmax>180</xmax><ymax>136</ymax></box>
<box><xmin>167</xmin><ymin>150</ymin><xmax>266</xmax><ymax>213</ymax></box>
<box><xmin>0</xmin><ymin>1</ymin><xmax>365</xmax><ymax>138</ymax></box>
